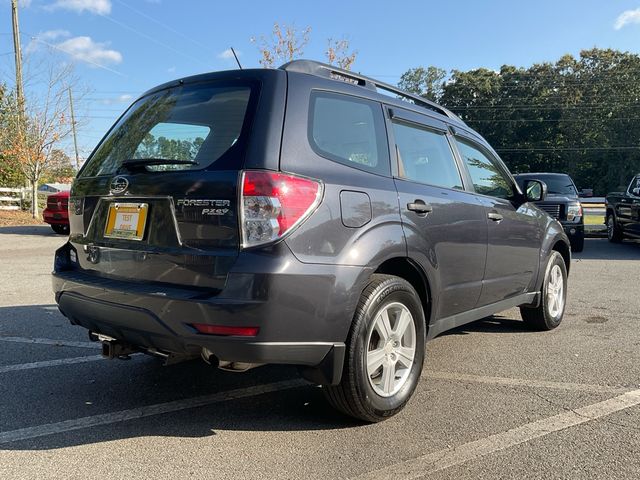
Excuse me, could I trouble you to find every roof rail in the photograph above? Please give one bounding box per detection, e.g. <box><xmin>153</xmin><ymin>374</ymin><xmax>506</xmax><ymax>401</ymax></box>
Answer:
<box><xmin>279</xmin><ymin>59</ymin><xmax>463</xmax><ymax>124</ymax></box>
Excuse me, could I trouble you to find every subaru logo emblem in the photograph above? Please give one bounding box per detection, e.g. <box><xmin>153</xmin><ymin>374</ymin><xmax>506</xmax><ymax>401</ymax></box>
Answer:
<box><xmin>109</xmin><ymin>176</ymin><xmax>129</xmax><ymax>194</ymax></box>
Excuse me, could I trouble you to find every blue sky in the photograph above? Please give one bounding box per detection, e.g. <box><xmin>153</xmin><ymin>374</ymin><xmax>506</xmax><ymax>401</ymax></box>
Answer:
<box><xmin>1</xmin><ymin>0</ymin><xmax>640</xmax><ymax>158</ymax></box>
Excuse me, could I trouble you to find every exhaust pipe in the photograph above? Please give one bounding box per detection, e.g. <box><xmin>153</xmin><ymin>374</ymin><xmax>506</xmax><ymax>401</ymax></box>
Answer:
<box><xmin>200</xmin><ymin>347</ymin><xmax>261</xmax><ymax>372</ymax></box>
<box><xmin>217</xmin><ymin>360</ymin><xmax>263</xmax><ymax>373</ymax></box>
<box><xmin>201</xmin><ymin>347</ymin><xmax>219</xmax><ymax>367</ymax></box>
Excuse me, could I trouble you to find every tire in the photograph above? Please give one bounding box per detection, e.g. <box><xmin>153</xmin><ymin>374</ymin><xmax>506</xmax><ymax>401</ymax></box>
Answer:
<box><xmin>606</xmin><ymin>214</ymin><xmax>623</xmax><ymax>243</ymax></box>
<box><xmin>51</xmin><ymin>224</ymin><xmax>69</xmax><ymax>235</ymax></box>
<box><xmin>323</xmin><ymin>274</ymin><xmax>426</xmax><ymax>423</ymax></box>
<box><xmin>570</xmin><ymin>233</ymin><xmax>584</xmax><ymax>253</ymax></box>
<box><xmin>520</xmin><ymin>251</ymin><xmax>567</xmax><ymax>331</ymax></box>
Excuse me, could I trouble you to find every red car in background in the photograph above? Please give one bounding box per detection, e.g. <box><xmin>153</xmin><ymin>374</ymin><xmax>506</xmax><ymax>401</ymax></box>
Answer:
<box><xmin>43</xmin><ymin>190</ymin><xmax>70</xmax><ymax>234</ymax></box>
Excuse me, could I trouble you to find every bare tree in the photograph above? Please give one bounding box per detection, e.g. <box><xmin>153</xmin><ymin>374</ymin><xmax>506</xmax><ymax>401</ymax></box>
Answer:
<box><xmin>0</xmin><ymin>63</ymin><xmax>77</xmax><ymax>218</ymax></box>
<box><xmin>250</xmin><ymin>22</ymin><xmax>311</xmax><ymax>68</ymax></box>
<box><xmin>325</xmin><ymin>38</ymin><xmax>357</xmax><ymax>70</ymax></box>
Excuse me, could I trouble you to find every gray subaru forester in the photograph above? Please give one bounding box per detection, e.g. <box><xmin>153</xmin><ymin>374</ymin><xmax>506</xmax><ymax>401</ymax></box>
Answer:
<box><xmin>53</xmin><ymin>60</ymin><xmax>570</xmax><ymax>422</ymax></box>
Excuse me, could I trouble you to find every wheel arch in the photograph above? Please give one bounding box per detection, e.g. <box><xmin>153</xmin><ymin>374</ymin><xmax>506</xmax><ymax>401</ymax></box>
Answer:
<box><xmin>552</xmin><ymin>238</ymin><xmax>571</xmax><ymax>275</ymax></box>
<box><xmin>605</xmin><ymin>206</ymin><xmax>616</xmax><ymax>220</ymax></box>
<box><xmin>373</xmin><ymin>257</ymin><xmax>432</xmax><ymax>334</ymax></box>
<box><xmin>534</xmin><ymin>222</ymin><xmax>571</xmax><ymax>295</ymax></box>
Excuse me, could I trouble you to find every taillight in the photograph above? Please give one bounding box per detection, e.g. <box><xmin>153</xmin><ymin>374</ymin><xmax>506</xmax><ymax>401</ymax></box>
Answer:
<box><xmin>240</xmin><ymin>170</ymin><xmax>322</xmax><ymax>248</ymax></box>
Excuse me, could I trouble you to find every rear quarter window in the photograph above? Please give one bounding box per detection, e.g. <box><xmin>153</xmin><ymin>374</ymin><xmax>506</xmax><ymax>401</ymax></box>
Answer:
<box><xmin>308</xmin><ymin>91</ymin><xmax>390</xmax><ymax>176</ymax></box>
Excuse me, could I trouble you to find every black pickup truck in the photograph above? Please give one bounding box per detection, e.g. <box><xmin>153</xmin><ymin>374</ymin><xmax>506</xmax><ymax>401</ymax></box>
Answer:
<box><xmin>514</xmin><ymin>173</ymin><xmax>584</xmax><ymax>252</ymax></box>
<box><xmin>605</xmin><ymin>174</ymin><xmax>640</xmax><ymax>242</ymax></box>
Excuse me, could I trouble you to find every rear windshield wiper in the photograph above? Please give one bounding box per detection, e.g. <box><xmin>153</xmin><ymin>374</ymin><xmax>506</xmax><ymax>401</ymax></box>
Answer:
<box><xmin>121</xmin><ymin>158</ymin><xmax>199</xmax><ymax>167</ymax></box>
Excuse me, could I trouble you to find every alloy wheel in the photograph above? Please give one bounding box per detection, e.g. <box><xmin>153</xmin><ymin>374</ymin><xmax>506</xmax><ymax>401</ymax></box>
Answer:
<box><xmin>546</xmin><ymin>264</ymin><xmax>565</xmax><ymax>318</ymax></box>
<box><xmin>365</xmin><ymin>302</ymin><xmax>416</xmax><ymax>397</ymax></box>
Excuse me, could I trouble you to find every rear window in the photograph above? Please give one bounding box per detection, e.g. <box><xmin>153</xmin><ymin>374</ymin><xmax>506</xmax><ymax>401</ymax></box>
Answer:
<box><xmin>308</xmin><ymin>91</ymin><xmax>389</xmax><ymax>176</ymax></box>
<box><xmin>79</xmin><ymin>82</ymin><xmax>257</xmax><ymax>177</ymax></box>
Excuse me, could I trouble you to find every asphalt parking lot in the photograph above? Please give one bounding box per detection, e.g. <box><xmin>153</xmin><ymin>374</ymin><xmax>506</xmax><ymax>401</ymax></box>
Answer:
<box><xmin>0</xmin><ymin>226</ymin><xmax>639</xmax><ymax>480</ymax></box>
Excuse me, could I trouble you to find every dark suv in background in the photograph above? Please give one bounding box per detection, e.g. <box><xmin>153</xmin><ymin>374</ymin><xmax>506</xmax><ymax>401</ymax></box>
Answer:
<box><xmin>514</xmin><ymin>173</ymin><xmax>584</xmax><ymax>252</ymax></box>
<box><xmin>53</xmin><ymin>60</ymin><xmax>571</xmax><ymax>422</ymax></box>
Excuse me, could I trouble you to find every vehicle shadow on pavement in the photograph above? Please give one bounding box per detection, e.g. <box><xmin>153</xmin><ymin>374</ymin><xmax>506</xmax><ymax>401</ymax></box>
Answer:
<box><xmin>0</xmin><ymin>304</ymin><xmax>362</xmax><ymax>451</ymax></box>
<box><xmin>443</xmin><ymin>315</ymin><xmax>531</xmax><ymax>336</ymax></box>
<box><xmin>0</xmin><ymin>225</ymin><xmax>61</xmax><ymax>237</ymax></box>
<box><xmin>573</xmin><ymin>238</ymin><xmax>640</xmax><ymax>261</ymax></box>
<box><xmin>0</xmin><ymin>379</ymin><xmax>359</xmax><ymax>452</ymax></box>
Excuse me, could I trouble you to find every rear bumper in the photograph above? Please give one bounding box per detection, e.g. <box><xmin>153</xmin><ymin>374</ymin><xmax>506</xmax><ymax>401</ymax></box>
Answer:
<box><xmin>43</xmin><ymin>209</ymin><xmax>69</xmax><ymax>225</ymax></box>
<box><xmin>53</xmin><ymin>242</ymin><xmax>368</xmax><ymax>379</ymax></box>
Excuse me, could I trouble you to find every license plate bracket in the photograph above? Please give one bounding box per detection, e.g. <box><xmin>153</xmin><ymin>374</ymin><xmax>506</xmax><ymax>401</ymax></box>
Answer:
<box><xmin>104</xmin><ymin>202</ymin><xmax>149</xmax><ymax>241</ymax></box>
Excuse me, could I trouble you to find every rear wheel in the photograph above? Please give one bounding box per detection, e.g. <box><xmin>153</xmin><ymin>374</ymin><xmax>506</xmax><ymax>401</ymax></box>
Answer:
<box><xmin>570</xmin><ymin>232</ymin><xmax>584</xmax><ymax>253</ymax></box>
<box><xmin>51</xmin><ymin>224</ymin><xmax>69</xmax><ymax>235</ymax></box>
<box><xmin>323</xmin><ymin>274</ymin><xmax>426</xmax><ymax>422</ymax></box>
<box><xmin>520</xmin><ymin>251</ymin><xmax>567</xmax><ymax>331</ymax></box>
<box><xmin>607</xmin><ymin>214</ymin><xmax>623</xmax><ymax>243</ymax></box>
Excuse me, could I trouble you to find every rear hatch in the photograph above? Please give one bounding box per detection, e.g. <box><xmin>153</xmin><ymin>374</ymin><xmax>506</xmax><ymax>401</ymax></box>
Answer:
<box><xmin>69</xmin><ymin>74</ymin><xmax>276</xmax><ymax>291</ymax></box>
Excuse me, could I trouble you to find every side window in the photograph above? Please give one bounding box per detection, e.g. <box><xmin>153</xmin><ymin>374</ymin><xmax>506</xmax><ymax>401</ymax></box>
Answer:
<box><xmin>392</xmin><ymin>121</ymin><xmax>463</xmax><ymax>190</ymax></box>
<box><xmin>456</xmin><ymin>139</ymin><xmax>514</xmax><ymax>199</ymax></box>
<box><xmin>629</xmin><ymin>175</ymin><xmax>640</xmax><ymax>196</ymax></box>
<box><xmin>309</xmin><ymin>91</ymin><xmax>389</xmax><ymax>175</ymax></box>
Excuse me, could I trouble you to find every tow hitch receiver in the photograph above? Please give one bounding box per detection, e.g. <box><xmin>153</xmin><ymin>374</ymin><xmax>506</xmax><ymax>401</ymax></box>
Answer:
<box><xmin>101</xmin><ymin>340</ymin><xmax>137</xmax><ymax>360</ymax></box>
<box><xmin>89</xmin><ymin>332</ymin><xmax>137</xmax><ymax>360</ymax></box>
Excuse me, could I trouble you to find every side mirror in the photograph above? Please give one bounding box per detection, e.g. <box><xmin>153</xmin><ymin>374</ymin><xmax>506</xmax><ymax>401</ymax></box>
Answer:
<box><xmin>633</xmin><ymin>187</ymin><xmax>640</xmax><ymax>197</ymax></box>
<box><xmin>524</xmin><ymin>179</ymin><xmax>547</xmax><ymax>202</ymax></box>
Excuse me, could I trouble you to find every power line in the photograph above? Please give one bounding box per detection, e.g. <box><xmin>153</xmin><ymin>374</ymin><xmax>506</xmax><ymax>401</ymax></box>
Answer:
<box><xmin>96</xmin><ymin>12</ymin><xmax>211</xmax><ymax>68</ymax></box>
<box><xmin>468</xmin><ymin>117</ymin><xmax>640</xmax><ymax>123</ymax></box>
<box><xmin>449</xmin><ymin>105</ymin><xmax>640</xmax><ymax>110</ymax></box>
<box><xmin>23</xmin><ymin>32</ymin><xmax>126</xmax><ymax>77</ymax></box>
<box><xmin>495</xmin><ymin>146</ymin><xmax>640</xmax><ymax>152</ymax></box>
<box><xmin>114</xmin><ymin>0</ymin><xmax>212</xmax><ymax>51</ymax></box>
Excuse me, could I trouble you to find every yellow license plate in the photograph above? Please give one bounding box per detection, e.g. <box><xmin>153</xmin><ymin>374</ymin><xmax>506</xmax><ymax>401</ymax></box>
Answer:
<box><xmin>104</xmin><ymin>203</ymin><xmax>149</xmax><ymax>241</ymax></box>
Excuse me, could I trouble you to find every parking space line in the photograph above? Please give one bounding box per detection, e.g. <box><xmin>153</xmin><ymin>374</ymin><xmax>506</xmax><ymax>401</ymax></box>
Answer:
<box><xmin>354</xmin><ymin>388</ymin><xmax>640</xmax><ymax>479</ymax></box>
<box><xmin>0</xmin><ymin>355</ymin><xmax>103</xmax><ymax>374</ymax></box>
<box><xmin>423</xmin><ymin>370</ymin><xmax>629</xmax><ymax>394</ymax></box>
<box><xmin>0</xmin><ymin>336</ymin><xmax>97</xmax><ymax>350</ymax></box>
<box><xmin>0</xmin><ymin>379</ymin><xmax>307</xmax><ymax>445</ymax></box>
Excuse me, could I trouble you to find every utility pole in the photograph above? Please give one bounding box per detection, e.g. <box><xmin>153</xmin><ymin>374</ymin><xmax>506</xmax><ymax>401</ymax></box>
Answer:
<box><xmin>11</xmin><ymin>0</ymin><xmax>25</xmax><ymax>122</ymax></box>
<box><xmin>68</xmin><ymin>87</ymin><xmax>80</xmax><ymax>170</ymax></box>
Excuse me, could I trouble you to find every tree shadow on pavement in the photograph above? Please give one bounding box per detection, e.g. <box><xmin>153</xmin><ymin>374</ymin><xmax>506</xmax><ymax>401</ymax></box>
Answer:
<box><xmin>0</xmin><ymin>225</ymin><xmax>61</xmax><ymax>237</ymax></box>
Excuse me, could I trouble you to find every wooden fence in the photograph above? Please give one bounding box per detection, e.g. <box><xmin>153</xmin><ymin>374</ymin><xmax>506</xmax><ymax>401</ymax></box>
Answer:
<box><xmin>0</xmin><ymin>188</ymin><xmax>50</xmax><ymax>211</ymax></box>
<box><xmin>0</xmin><ymin>187</ymin><xmax>25</xmax><ymax>210</ymax></box>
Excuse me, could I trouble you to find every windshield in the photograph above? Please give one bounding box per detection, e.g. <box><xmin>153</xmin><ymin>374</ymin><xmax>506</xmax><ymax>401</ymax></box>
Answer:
<box><xmin>79</xmin><ymin>82</ymin><xmax>256</xmax><ymax>177</ymax></box>
<box><xmin>516</xmin><ymin>175</ymin><xmax>577</xmax><ymax>196</ymax></box>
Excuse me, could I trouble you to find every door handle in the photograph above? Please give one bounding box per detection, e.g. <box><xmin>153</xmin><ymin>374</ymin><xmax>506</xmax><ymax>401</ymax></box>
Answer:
<box><xmin>487</xmin><ymin>212</ymin><xmax>503</xmax><ymax>222</ymax></box>
<box><xmin>407</xmin><ymin>201</ymin><xmax>433</xmax><ymax>216</ymax></box>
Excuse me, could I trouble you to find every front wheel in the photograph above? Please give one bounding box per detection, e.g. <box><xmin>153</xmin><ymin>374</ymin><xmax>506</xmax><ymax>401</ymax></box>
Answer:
<box><xmin>323</xmin><ymin>274</ymin><xmax>426</xmax><ymax>422</ymax></box>
<box><xmin>520</xmin><ymin>251</ymin><xmax>567</xmax><ymax>331</ymax></box>
<box><xmin>570</xmin><ymin>232</ymin><xmax>584</xmax><ymax>253</ymax></box>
